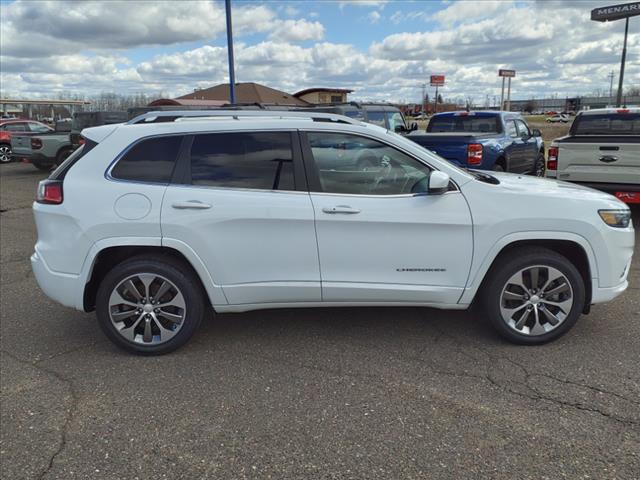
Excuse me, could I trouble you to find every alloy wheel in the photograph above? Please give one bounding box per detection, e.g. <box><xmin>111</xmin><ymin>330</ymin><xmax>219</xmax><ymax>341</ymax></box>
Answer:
<box><xmin>0</xmin><ymin>145</ymin><xmax>11</xmax><ymax>163</ymax></box>
<box><xmin>499</xmin><ymin>265</ymin><xmax>573</xmax><ymax>336</ymax></box>
<box><xmin>108</xmin><ymin>273</ymin><xmax>186</xmax><ymax>345</ymax></box>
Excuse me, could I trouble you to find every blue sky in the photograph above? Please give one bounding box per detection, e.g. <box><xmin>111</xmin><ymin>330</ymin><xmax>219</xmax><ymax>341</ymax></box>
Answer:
<box><xmin>1</xmin><ymin>0</ymin><xmax>638</xmax><ymax>104</ymax></box>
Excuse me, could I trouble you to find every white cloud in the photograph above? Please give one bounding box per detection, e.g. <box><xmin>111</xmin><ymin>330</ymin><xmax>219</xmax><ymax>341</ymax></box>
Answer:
<box><xmin>367</xmin><ymin>11</ymin><xmax>382</xmax><ymax>24</ymax></box>
<box><xmin>268</xmin><ymin>19</ymin><xmax>325</xmax><ymax>42</ymax></box>
<box><xmin>432</xmin><ymin>1</ymin><xmax>513</xmax><ymax>26</ymax></box>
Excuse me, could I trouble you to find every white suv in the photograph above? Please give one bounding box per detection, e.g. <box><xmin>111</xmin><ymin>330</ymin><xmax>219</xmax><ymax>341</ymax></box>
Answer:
<box><xmin>31</xmin><ymin>111</ymin><xmax>634</xmax><ymax>354</ymax></box>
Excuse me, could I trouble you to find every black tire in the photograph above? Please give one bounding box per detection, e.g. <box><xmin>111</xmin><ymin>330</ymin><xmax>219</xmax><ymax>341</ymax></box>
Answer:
<box><xmin>533</xmin><ymin>152</ymin><xmax>545</xmax><ymax>177</ymax></box>
<box><xmin>481</xmin><ymin>247</ymin><xmax>585</xmax><ymax>345</ymax></box>
<box><xmin>95</xmin><ymin>255</ymin><xmax>205</xmax><ymax>355</ymax></box>
<box><xmin>56</xmin><ymin>147</ymin><xmax>73</xmax><ymax>165</ymax></box>
<box><xmin>0</xmin><ymin>143</ymin><xmax>11</xmax><ymax>163</ymax></box>
<box><xmin>492</xmin><ymin>163</ymin><xmax>505</xmax><ymax>172</ymax></box>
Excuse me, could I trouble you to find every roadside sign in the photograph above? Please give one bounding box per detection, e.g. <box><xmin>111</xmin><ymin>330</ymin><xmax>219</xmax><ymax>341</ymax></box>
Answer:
<box><xmin>430</xmin><ymin>75</ymin><xmax>445</xmax><ymax>86</ymax></box>
<box><xmin>591</xmin><ymin>2</ymin><xmax>639</xmax><ymax>21</ymax></box>
<box><xmin>499</xmin><ymin>69</ymin><xmax>516</xmax><ymax>78</ymax></box>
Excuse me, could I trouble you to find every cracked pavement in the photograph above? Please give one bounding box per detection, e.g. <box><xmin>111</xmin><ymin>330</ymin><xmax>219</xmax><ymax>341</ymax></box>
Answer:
<box><xmin>1</xmin><ymin>163</ymin><xmax>639</xmax><ymax>479</ymax></box>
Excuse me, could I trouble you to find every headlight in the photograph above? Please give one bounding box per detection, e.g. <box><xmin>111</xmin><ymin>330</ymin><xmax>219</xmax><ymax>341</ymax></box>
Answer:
<box><xmin>598</xmin><ymin>209</ymin><xmax>631</xmax><ymax>228</ymax></box>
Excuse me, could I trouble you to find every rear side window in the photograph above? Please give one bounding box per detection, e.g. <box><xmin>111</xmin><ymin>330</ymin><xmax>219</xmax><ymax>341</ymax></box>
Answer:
<box><xmin>111</xmin><ymin>135</ymin><xmax>183</xmax><ymax>183</ymax></box>
<box><xmin>4</xmin><ymin>123</ymin><xmax>27</xmax><ymax>132</ymax></box>
<box><xmin>189</xmin><ymin>132</ymin><xmax>295</xmax><ymax>191</ymax></box>
<box><xmin>572</xmin><ymin>113</ymin><xmax>640</xmax><ymax>135</ymax></box>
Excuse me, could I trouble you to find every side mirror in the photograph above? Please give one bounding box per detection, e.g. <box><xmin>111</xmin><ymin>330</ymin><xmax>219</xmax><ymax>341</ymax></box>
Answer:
<box><xmin>428</xmin><ymin>171</ymin><xmax>450</xmax><ymax>195</ymax></box>
<box><xmin>394</xmin><ymin>124</ymin><xmax>405</xmax><ymax>133</ymax></box>
<box><xmin>532</xmin><ymin>128</ymin><xmax>542</xmax><ymax>137</ymax></box>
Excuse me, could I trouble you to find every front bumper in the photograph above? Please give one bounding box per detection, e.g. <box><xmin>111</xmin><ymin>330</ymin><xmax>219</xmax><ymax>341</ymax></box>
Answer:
<box><xmin>31</xmin><ymin>249</ymin><xmax>81</xmax><ymax>310</ymax></box>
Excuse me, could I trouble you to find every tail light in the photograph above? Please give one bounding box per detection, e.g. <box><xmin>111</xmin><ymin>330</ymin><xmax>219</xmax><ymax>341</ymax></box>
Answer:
<box><xmin>36</xmin><ymin>179</ymin><xmax>63</xmax><ymax>204</ymax></box>
<box><xmin>467</xmin><ymin>143</ymin><xmax>483</xmax><ymax>166</ymax></box>
<box><xmin>548</xmin><ymin>146</ymin><xmax>558</xmax><ymax>170</ymax></box>
<box><xmin>31</xmin><ymin>137</ymin><xmax>43</xmax><ymax>150</ymax></box>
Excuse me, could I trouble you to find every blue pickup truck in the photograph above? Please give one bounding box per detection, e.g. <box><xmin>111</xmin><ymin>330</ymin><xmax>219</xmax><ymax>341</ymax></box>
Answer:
<box><xmin>408</xmin><ymin>111</ymin><xmax>545</xmax><ymax>175</ymax></box>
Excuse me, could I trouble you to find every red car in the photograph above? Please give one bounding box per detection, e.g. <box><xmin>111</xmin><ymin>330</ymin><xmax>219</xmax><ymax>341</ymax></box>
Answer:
<box><xmin>0</xmin><ymin>119</ymin><xmax>53</xmax><ymax>163</ymax></box>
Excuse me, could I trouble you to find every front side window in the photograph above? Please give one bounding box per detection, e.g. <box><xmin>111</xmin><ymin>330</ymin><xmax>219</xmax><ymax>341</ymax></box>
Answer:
<box><xmin>388</xmin><ymin>112</ymin><xmax>407</xmax><ymax>132</ymax></box>
<box><xmin>190</xmin><ymin>131</ymin><xmax>295</xmax><ymax>191</ymax></box>
<box><xmin>28</xmin><ymin>122</ymin><xmax>53</xmax><ymax>133</ymax></box>
<box><xmin>505</xmin><ymin>120</ymin><xmax>518</xmax><ymax>138</ymax></box>
<box><xmin>307</xmin><ymin>132</ymin><xmax>431</xmax><ymax>195</ymax></box>
<box><xmin>111</xmin><ymin>135</ymin><xmax>183</xmax><ymax>183</ymax></box>
<box><xmin>515</xmin><ymin>119</ymin><xmax>531</xmax><ymax>137</ymax></box>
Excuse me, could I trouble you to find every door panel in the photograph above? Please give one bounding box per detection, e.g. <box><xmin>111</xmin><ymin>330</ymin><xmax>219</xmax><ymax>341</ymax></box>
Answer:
<box><xmin>311</xmin><ymin>192</ymin><xmax>473</xmax><ymax>303</ymax></box>
<box><xmin>302</xmin><ymin>130</ymin><xmax>473</xmax><ymax>304</ymax></box>
<box><xmin>161</xmin><ymin>130</ymin><xmax>320</xmax><ymax>305</ymax></box>
<box><xmin>162</xmin><ymin>187</ymin><xmax>321</xmax><ymax>304</ymax></box>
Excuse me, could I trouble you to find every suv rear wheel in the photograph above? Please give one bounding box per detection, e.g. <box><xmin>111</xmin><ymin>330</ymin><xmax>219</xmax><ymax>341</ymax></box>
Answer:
<box><xmin>96</xmin><ymin>255</ymin><xmax>205</xmax><ymax>355</ymax></box>
<box><xmin>481</xmin><ymin>247</ymin><xmax>585</xmax><ymax>344</ymax></box>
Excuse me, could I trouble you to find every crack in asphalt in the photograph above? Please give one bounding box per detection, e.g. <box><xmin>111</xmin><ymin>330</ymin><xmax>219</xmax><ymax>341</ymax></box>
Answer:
<box><xmin>1</xmin><ymin>349</ymin><xmax>79</xmax><ymax>480</ymax></box>
<box><xmin>429</xmin><ymin>327</ymin><xmax>639</xmax><ymax>427</ymax></box>
<box><xmin>0</xmin><ymin>206</ymin><xmax>32</xmax><ymax>214</ymax></box>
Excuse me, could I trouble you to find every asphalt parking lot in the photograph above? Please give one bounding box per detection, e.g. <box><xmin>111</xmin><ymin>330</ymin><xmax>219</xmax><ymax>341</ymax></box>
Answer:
<box><xmin>1</xmin><ymin>162</ymin><xmax>638</xmax><ymax>480</ymax></box>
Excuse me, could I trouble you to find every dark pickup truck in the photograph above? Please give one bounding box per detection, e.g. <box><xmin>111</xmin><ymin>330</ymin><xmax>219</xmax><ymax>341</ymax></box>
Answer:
<box><xmin>409</xmin><ymin>111</ymin><xmax>545</xmax><ymax>175</ymax></box>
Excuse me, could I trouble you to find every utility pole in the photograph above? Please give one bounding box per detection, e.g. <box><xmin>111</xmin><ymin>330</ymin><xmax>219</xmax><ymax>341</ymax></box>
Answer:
<box><xmin>421</xmin><ymin>83</ymin><xmax>426</xmax><ymax>118</ymax></box>
<box><xmin>500</xmin><ymin>77</ymin><xmax>505</xmax><ymax>111</ymax></box>
<box><xmin>608</xmin><ymin>70</ymin><xmax>615</xmax><ymax>106</ymax></box>
<box><xmin>225</xmin><ymin>0</ymin><xmax>236</xmax><ymax>104</ymax></box>
<box><xmin>434</xmin><ymin>85</ymin><xmax>439</xmax><ymax>114</ymax></box>
<box><xmin>616</xmin><ymin>17</ymin><xmax>629</xmax><ymax>107</ymax></box>
<box><xmin>506</xmin><ymin>77</ymin><xmax>512</xmax><ymax>112</ymax></box>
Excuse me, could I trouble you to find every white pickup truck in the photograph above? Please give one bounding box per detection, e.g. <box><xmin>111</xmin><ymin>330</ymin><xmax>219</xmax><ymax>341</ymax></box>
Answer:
<box><xmin>546</xmin><ymin>108</ymin><xmax>639</xmax><ymax>204</ymax></box>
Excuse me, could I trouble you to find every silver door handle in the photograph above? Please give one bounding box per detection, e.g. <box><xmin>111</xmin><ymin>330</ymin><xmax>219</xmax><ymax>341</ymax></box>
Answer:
<box><xmin>322</xmin><ymin>205</ymin><xmax>361</xmax><ymax>214</ymax></box>
<box><xmin>171</xmin><ymin>201</ymin><xmax>212</xmax><ymax>210</ymax></box>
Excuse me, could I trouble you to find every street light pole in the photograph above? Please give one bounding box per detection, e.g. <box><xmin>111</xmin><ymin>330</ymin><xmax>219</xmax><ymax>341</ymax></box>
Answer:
<box><xmin>225</xmin><ymin>0</ymin><xmax>236</xmax><ymax>104</ymax></box>
<box><xmin>616</xmin><ymin>17</ymin><xmax>629</xmax><ymax>107</ymax></box>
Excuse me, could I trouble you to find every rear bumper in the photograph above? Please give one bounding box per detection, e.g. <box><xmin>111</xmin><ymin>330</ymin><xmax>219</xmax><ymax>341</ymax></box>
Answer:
<box><xmin>31</xmin><ymin>249</ymin><xmax>81</xmax><ymax>310</ymax></box>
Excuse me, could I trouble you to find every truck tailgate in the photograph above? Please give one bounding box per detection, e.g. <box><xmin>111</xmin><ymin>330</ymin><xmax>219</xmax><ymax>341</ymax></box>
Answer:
<box><xmin>409</xmin><ymin>133</ymin><xmax>477</xmax><ymax>167</ymax></box>
<box><xmin>557</xmin><ymin>139</ymin><xmax>639</xmax><ymax>185</ymax></box>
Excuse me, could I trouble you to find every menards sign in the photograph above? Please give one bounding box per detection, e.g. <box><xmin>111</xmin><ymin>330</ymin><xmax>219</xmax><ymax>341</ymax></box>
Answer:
<box><xmin>591</xmin><ymin>1</ymin><xmax>640</xmax><ymax>21</ymax></box>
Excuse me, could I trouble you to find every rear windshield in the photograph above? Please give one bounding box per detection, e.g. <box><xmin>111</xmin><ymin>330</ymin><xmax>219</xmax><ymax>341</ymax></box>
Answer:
<box><xmin>572</xmin><ymin>113</ymin><xmax>640</xmax><ymax>135</ymax></box>
<box><xmin>427</xmin><ymin>115</ymin><xmax>501</xmax><ymax>133</ymax></box>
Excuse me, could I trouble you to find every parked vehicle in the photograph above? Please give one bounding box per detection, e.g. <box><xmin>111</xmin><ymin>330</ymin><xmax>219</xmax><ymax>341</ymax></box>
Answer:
<box><xmin>11</xmin><ymin>122</ymin><xmax>74</xmax><ymax>171</ymax></box>
<box><xmin>546</xmin><ymin>113</ymin><xmax>569</xmax><ymax>123</ymax></box>
<box><xmin>408</xmin><ymin>111</ymin><xmax>545</xmax><ymax>175</ymax></box>
<box><xmin>70</xmin><ymin>111</ymin><xmax>129</xmax><ymax>148</ymax></box>
<box><xmin>546</xmin><ymin>107</ymin><xmax>640</xmax><ymax>203</ymax></box>
<box><xmin>295</xmin><ymin>102</ymin><xmax>417</xmax><ymax>134</ymax></box>
<box><xmin>31</xmin><ymin>110</ymin><xmax>633</xmax><ymax>354</ymax></box>
<box><xmin>0</xmin><ymin>119</ymin><xmax>52</xmax><ymax>163</ymax></box>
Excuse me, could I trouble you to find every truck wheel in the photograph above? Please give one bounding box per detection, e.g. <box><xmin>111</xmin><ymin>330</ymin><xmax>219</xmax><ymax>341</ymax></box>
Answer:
<box><xmin>56</xmin><ymin>147</ymin><xmax>73</xmax><ymax>165</ymax></box>
<box><xmin>534</xmin><ymin>152</ymin><xmax>545</xmax><ymax>177</ymax></box>
<box><xmin>95</xmin><ymin>255</ymin><xmax>205</xmax><ymax>355</ymax></box>
<box><xmin>481</xmin><ymin>247</ymin><xmax>585</xmax><ymax>345</ymax></box>
<box><xmin>492</xmin><ymin>163</ymin><xmax>505</xmax><ymax>172</ymax></box>
<box><xmin>0</xmin><ymin>144</ymin><xmax>11</xmax><ymax>163</ymax></box>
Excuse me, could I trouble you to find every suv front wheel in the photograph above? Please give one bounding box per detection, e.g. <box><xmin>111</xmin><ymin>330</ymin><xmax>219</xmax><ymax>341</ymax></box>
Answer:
<box><xmin>96</xmin><ymin>255</ymin><xmax>205</xmax><ymax>355</ymax></box>
<box><xmin>482</xmin><ymin>247</ymin><xmax>585</xmax><ymax>344</ymax></box>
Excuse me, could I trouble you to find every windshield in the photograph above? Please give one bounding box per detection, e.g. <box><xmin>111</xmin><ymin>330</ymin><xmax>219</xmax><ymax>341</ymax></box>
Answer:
<box><xmin>427</xmin><ymin>115</ymin><xmax>500</xmax><ymax>133</ymax></box>
<box><xmin>572</xmin><ymin>113</ymin><xmax>639</xmax><ymax>135</ymax></box>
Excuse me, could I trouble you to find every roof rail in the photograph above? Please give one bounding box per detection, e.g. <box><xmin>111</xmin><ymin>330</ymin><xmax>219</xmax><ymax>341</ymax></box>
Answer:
<box><xmin>127</xmin><ymin>109</ymin><xmax>361</xmax><ymax>125</ymax></box>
